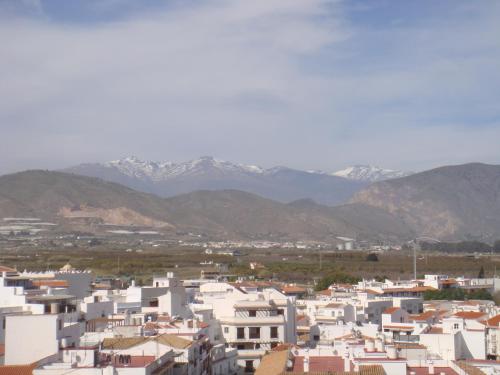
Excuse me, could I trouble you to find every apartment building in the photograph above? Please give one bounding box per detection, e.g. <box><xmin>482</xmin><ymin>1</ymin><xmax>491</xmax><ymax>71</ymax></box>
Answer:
<box><xmin>196</xmin><ymin>282</ymin><xmax>296</xmax><ymax>372</ymax></box>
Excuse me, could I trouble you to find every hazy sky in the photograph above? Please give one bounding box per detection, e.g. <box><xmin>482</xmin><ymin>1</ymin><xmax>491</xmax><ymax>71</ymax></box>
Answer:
<box><xmin>1</xmin><ymin>0</ymin><xmax>499</xmax><ymax>175</ymax></box>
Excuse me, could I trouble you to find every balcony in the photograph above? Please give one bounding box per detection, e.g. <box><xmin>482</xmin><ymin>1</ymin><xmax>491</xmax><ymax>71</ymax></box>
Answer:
<box><xmin>220</xmin><ymin>315</ymin><xmax>285</xmax><ymax>325</ymax></box>
<box><xmin>236</xmin><ymin>349</ymin><xmax>267</xmax><ymax>358</ymax></box>
<box><xmin>226</xmin><ymin>337</ymin><xmax>282</xmax><ymax>344</ymax></box>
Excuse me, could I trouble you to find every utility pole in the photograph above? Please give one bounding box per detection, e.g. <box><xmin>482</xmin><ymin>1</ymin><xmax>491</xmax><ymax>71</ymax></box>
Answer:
<box><xmin>413</xmin><ymin>239</ymin><xmax>418</xmax><ymax>280</ymax></box>
<box><xmin>413</xmin><ymin>245</ymin><xmax>417</xmax><ymax>280</ymax></box>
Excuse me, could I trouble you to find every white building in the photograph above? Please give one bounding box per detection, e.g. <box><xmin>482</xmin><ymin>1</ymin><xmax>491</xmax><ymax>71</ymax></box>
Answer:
<box><xmin>5</xmin><ymin>313</ymin><xmax>80</xmax><ymax>365</ymax></box>
<box><xmin>195</xmin><ymin>282</ymin><xmax>296</xmax><ymax>372</ymax></box>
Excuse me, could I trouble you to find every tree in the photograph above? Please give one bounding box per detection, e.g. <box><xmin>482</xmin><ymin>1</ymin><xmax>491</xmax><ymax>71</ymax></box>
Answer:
<box><xmin>478</xmin><ymin>266</ymin><xmax>485</xmax><ymax>279</ymax></box>
<box><xmin>366</xmin><ymin>253</ymin><xmax>379</xmax><ymax>262</ymax></box>
<box><xmin>314</xmin><ymin>272</ymin><xmax>361</xmax><ymax>291</ymax></box>
<box><xmin>468</xmin><ymin>289</ymin><xmax>493</xmax><ymax>300</ymax></box>
<box><xmin>423</xmin><ymin>288</ymin><xmax>493</xmax><ymax>301</ymax></box>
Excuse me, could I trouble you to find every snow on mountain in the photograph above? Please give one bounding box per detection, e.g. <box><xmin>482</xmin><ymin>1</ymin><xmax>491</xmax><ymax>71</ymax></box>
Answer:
<box><xmin>103</xmin><ymin>157</ymin><xmax>409</xmax><ymax>183</ymax></box>
<box><xmin>64</xmin><ymin>157</ymin><xmax>374</xmax><ymax>205</ymax></box>
<box><xmin>105</xmin><ymin>156</ymin><xmax>265</xmax><ymax>181</ymax></box>
<box><xmin>332</xmin><ymin>165</ymin><xmax>411</xmax><ymax>182</ymax></box>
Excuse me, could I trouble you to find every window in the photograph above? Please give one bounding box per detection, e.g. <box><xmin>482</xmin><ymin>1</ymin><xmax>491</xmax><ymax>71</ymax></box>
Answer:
<box><xmin>237</xmin><ymin>327</ymin><xmax>245</xmax><ymax>339</ymax></box>
<box><xmin>277</xmin><ymin>309</ymin><xmax>284</xmax><ymax>316</ymax></box>
<box><xmin>224</xmin><ymin>327</ymin><xmax>229</xmax><ymax>334</ymax></box>
<box><xmin>245</xmin><ymin>360</ymin><xmax>254</xmax><ymax>373</ymax></box>
<box><xmin>255</xmin><ymin>343</ymin><xmax>260</xmax><ymax>349</ymax></box>
<box><xmin>249</xmin><ymin>310</ymin><xmax>257</xmax><ymax>317</ymax></box>
<box><xmin>270</xmin><ymin>326</ymin><xmax>278</xmax><ymax>339</ymax></box>
<box><xmin>118</xmin><ymin>355</ymin><xmax>131</xmax><ymax>364</ymax></box>
<box><xmin>249</xmin><ymin>327</ymin><xmax>260</xmax><ymax>339</ymax></box>
<box><xmin>454</xmin><ymin>323</ymin><xmax>459</xmax><ymax>329</ymax></box>
<box><xmin>237</xmin><ymin>344</ymin><xmax>245</xmax><ymax>350</ymax></box>
<box><xmin>58</xmin><ymin>319</ymin><xmax>62</xmax><ymax>331</ymax></box>
<box><xmin>2</xmin><ymin>317</ymin><xmax>5</xmax><ymax>330</ymax></box>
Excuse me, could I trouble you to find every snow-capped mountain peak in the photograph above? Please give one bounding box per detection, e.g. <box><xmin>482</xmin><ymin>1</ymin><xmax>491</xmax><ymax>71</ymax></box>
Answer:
<box><xmin>332</xmin><ymin>165</ymin><xmax>411</xmax><ymax>182</ymax></box>
<box><xmin>105</xmin><ymin>156</ymin><xmax>264</xmax><ymax>181</ymax></box>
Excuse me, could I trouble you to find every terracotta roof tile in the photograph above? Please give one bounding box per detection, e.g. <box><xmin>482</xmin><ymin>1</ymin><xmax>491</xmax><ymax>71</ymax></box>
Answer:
<box><xmin>316</xmin><ymin>289</ymin><xmax>332</xmax><ymax>296</ymax></box>
<box><xmin>292</xmin><ymin>356</ymin><xmax>347</xmax><ymax>373</ymax></box>
<box><xmin>32</xmin><ymin>279</ymin><xmax>69</xmax><ymax>288</ymax></box>
<box><xmin>0</xmin><ymin>266</ymin><xmax>17</xmax><ymax>273</ymax></box>
<box><xmin>383</xmin><ymin>307</ymin><xmax>401</xmax><ymax>314</ymax></box>
<box><xmin>102</xmin><ymin>337</ymin><xmax>149</xmax><ymax>350</ymax></box>
<box><xmin>453</xmin><ymin>311</ymin><xmax>487</xmax><ymax>320</ymax></box>
<box><xmin>0</xmin><ymin>363</ymin><xmax>37</xmax><ymax>375</ymax></box>
<box><xmin>485</xmin><ymin>314</ymin><xmax>500</xmax><ymax>327</ymax></box>
<box><xmin>410</xmin><ymin>311</ymin><xmax>436</xmax><ymax>321</ymax></box>
<box><xmin>155</xmin><ymin>334</ymin><xmax>192</xmax><ymax>349</ymax></box>
<box><xmin>427</xmin><ymin>327</ymin><xmax>443</xmax><ymax>334</ymax></box>
<box><xmin>383</xmin><ymin>324</ymin><xmax>414</xmax><ymax>330</ymax></box>
<box><xmin>282</xmin><ymin>286</ymin><xmax>307</xmax><ymax>294</ymax></box>
<box><xmin>255</xmin><ymin>349</ymin><xmax>289</xmax><ymax>375</ymax></box>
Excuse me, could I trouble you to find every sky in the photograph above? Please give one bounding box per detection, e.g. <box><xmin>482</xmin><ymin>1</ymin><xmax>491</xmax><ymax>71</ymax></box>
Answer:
<box><xmin>0</xmin><ymin>0</ymin><xmax>499</xmax><ymax>175</ymax></box>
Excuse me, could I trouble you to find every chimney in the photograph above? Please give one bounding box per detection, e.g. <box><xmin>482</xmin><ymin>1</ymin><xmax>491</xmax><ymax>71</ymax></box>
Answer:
<box><xmin>428</xmin><ymin>361</ymin><xmax>435</xmax><ymax>375</ymax></box>
<box><xmin>343</xmin><ymin>349</ymin><xmax>351</xmax><ymax>372</ymax></box>
<box><xmin>303</xmin><ymin>353</ymin><xmax>309</xmax><ymax>373</ymax></box>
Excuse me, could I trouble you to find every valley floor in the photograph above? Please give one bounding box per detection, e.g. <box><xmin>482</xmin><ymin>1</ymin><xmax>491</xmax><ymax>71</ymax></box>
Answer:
<box><xmin>1</xmin><ymin>243</ymin><xmax>498</xmax><ymax>286</ymax></box>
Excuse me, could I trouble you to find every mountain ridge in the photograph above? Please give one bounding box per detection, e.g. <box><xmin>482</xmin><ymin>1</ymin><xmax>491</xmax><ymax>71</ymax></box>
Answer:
<box><xmin>2</xmin><ymin>163</ymin><xmax>500</xmax><ymax>242</ymax></box>
<box><xmin>63</xmin><ymin>156</ymin><xmax>370</xmax><ymax>206</ymax></box>
<box><xmin>0</xmin><ymin>170</ymin><xmax>411</xmax><ymax>241</ymax></box>
<box><xmin>332</xmin><ymin>165</ymin><xmax>412</xmax><ymax>182</ymax></box>
<box><xmin>351</xmin><ymin>162</ymin><xmax>500</xmax><ymax>241</ymax></box>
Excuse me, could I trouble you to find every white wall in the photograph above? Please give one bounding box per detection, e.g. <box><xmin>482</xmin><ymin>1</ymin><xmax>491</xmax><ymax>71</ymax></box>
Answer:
<box><xmin>459</xmin><ymin>330</ymin><xmax>486</xmax><ymax>360</ymax></box>
<box><xmin>80</xmin><ymin>300</ymin><xmax>114</xmax><ymax>320</ymax></box>
<box><xmin>55</xmin><ymin>272</ymin><xmax>93</xmax><ymax>300</ymax></box>
<box><xmin>419</xmin><ymin>333</ymin><xmax>457</xmax><ymax>360</ymax></box>
<box><xmin>5</xmin><ymin>314</ymin><xmax>59</xmax><ymax>365</ymax></box>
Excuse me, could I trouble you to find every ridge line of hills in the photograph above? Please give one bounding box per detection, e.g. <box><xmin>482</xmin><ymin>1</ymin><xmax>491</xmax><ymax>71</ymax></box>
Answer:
<box><xmin>0</xmin><ymin>161</ymin><xmax>499</xmax><ymax>242</ymax></box>
<box><xmin>62</xmin><ymin>156</ymin><xmax>411</xmax><ymax>206</ymax></box>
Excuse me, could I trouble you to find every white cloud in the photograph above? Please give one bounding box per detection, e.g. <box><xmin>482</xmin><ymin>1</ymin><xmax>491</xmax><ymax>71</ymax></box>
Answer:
<box><xmin>0</xmin><ymin>0</ymin><xmax>499</xmax><ymax>174</ymax></box>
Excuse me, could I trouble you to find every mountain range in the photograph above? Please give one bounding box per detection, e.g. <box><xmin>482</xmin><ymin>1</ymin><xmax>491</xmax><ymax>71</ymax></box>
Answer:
<box><xmin>1</xmin><ymin>162</ymin><xmax>499</xmax><ymax>242</ymax></box>
<box><xmin>0</xmin><ymin>170</ymin><xmax>412</xmax><ymax>241</ymax></box>
<box><xmin>63</xmin><ymin>156</ymin><xmax>409</xmax><ymax>206</ymax></box>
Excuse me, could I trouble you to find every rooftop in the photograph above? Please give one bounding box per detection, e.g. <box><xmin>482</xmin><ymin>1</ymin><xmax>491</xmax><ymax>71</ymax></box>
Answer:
<box><xmin>453</xmin><ymin>311</ymin><xmax>487</xmax><ymax>320</ymax></box>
